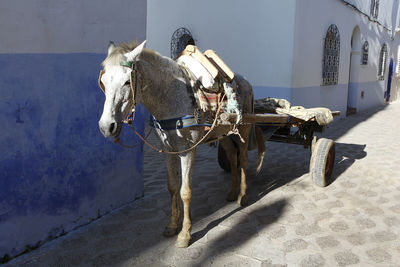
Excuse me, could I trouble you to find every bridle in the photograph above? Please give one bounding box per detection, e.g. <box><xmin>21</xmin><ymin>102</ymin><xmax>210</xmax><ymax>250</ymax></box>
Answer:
<box><xmin>98</xmin><ymin>60</ymin><xmax>138</xmax><ymax>124</ymax></box>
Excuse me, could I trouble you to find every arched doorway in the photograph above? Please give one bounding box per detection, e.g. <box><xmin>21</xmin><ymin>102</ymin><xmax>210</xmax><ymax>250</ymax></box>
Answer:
<box><xmin>347</xmin><ymin>26</ymin><xmax>361</xmax><ymax>116</ymax></box>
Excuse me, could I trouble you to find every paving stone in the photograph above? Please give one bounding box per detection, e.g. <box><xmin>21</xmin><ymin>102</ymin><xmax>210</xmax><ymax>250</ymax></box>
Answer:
<box><xmin>316</xmin><ymin>235</ymin><xmax>340</xmax><ymax>249</ymax></box>
<box><xmin>346</xmin><ymin>232</ymin><xmax>366</xmax><ymax>246</ymax></box>
<box><xmin>325</xmin><ymin>200</ymin><xmax>345</xmax><ymax>209</ymax></box>
<box><xmin>339</xmin><ymin>181</ymin><xmax>357</xmax><ymax>188</ymax></box>
<box><xmin>313</xmin><ymin>211</ymin><xmax>333</xmax><ymax>221</ymax></box>
<box><xmin>366</xmin><ymin>247</ymin><xmax>392</xmax><ymax>263</ymax></box>
<box><xmin>355</xmin><ymin>218</ymin><xmax>376</xmax><ymax>229</ymax></box>
<box><xmin>284</xmin><ymin>213</ymin><xmax>305</xmax><ymax>224</ymax></box>
<box><xmin>295</xmin><ymin>223</ymin><xmax>321</xmax><ymax>237</ymax></box>
<box><xmin>165</xmin><ymin>246</ymin><xmax>204</xmax><ymax>262</ymax></box>
<box><xmin>370</xmin><ymin>230</ymin><xmax>397</xmax><ymax>243</ymax></box>
<box><xmin>383</xmin><ymin>216</ymin><xmax>400</xmax><ymax>227</ymax></box>
<box><xmin>249</xmin><ymin>240</ymin><xmax>286</xmax><ymax>263</ymax></box>
<box><xmin>312</xmin><ymin>193</ymin><xmax>329</xmax><ymax>201</ymax></box>
<box><xmin>283</xmin><ymin>238</ymin><xmax>308</xmax><ymax>253</ymax></box>
<box><xmin>329</xmin><ymin>221</ymin><xmax>349</xmax><ymax>232</ymax></box>
<box><xmin>261</xmin><ymin>259</ymin><xmax>288</xmax><ymax>267</ymax></box>
<box><xmin>334</xmin><ymin>251</ymin><xmax>360</xmax><ymax>266</ymax></box>
<box><xmin>363</xmin><ymin>207</ymin><xmax>385</xmax><ymax>216</ymax></box>
<box><xmin>299</xmin><ymin>254</ymin><xmax>326</xmax><ymax>267</ymax></box>
<box><xmin>339</xmin><ymin>209</ymin><xmax>360</xmax><ymax>217</ymax></box>
<box><xmin>206</xmin><ymin>253</ymin><xmax>262</xmax><ymax>267</ymax></box>
<box><xmin>264</xmin><ymin>225</ymin><xmax>287</xmax><ymax>240</ymax></box>
<box><xmin>376</xmin><ymin>197</ymin><xmax>390</xmax><ymax>204</ymax></box>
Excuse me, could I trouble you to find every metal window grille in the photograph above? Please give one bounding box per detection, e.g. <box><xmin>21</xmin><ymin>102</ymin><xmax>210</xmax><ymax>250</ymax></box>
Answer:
<box><xmin>170</xmin><ymin>27</ymin><xmax>195</xmax><ymax>59</ymax></box>
<box><xmin>378</xmin><ymin>43</ymin><xmax>388</xmax><ymax>80</ymax></box>
<box><xmin>322</xmin><ymin>24</ymin><xmax>340</xmax><ymax>86</ymax></box>
<box><xmin>362</xmin><ymin>41</ymin><xmax>369</xmax><ymax>65</ymax></box>
<box><xmin>371</xmin><ymin>0</ymin><xmax>379</xmax><ymax>19</ymax></box>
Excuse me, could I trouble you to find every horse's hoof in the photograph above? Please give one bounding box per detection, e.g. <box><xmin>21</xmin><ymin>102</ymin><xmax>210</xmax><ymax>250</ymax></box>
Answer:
<box><xmin>175</xmin><ymin>237</ymin><xmax>190</xmax><ymax>248</ymax></box>
<box><xmin>163</xmin><ymin>226</ymin><xmax>178</xmax><ymax>237</ymax></box>
<box><xmin>238</xmin><ymin>194</ymin><xmax>248</xmax><ymax>206</ymax></box>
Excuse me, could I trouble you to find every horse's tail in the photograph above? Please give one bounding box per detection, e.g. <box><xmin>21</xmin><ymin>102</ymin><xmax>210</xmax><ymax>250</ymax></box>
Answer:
<box><xmin>255</xmin><ymin>126</ymin><xmax>266</xmax><ymax>175</ymax></box>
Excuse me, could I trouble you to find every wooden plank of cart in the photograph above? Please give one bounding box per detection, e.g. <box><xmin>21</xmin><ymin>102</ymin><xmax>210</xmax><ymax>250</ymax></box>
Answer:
<box><xmin>217</xmin><ymin>107</ymin><xmax>341</xmax><ymax>187</ymax></box>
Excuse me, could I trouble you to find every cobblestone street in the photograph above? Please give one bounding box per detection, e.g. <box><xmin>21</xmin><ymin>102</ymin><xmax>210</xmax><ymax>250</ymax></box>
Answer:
<box><xmin>5</xmin><ymin>101</ymin><xmax>400</xmax><ymax>266</ymax></box>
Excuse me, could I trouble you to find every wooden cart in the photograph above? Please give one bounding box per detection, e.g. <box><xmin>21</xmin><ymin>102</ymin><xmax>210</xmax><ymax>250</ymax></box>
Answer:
<box><xmin>217</xmin><ymin>110</ymin><xmax>341</xmax><ymax>187</ymax></box>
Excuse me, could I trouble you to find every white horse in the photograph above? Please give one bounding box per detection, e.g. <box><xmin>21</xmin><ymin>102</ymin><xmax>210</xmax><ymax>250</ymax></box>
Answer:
<box><xmin>98</xmin><ymin>40</ymin><xmax>264</xmax><ymax>247</ymax></box>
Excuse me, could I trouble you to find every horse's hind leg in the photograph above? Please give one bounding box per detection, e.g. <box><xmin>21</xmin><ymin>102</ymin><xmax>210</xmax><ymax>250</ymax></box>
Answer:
<box><xmin>237</xmin><ymin>125</ymin><xmax>251</xmax><ymax>206</ymax></box>
<box><xmin>176</xmin><ymin>150</ymin><xmax>196</xmax><ymax>248</ymax></box>
<box><xmin>220</xmin><ymin>138</ymin><xmax>239</xmax><ymax>202</ymax></box>
<box><xmin>163</xmin><ymin>154</ymin><xmax>181</xmax><ymax>237</ymax></box>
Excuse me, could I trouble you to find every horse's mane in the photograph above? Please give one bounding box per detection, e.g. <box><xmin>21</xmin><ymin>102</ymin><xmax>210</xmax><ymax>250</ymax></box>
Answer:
<box><xmin>102</xmin><ymin>41</ymin><xmax>169</xmax><ymax>69</ymax></box>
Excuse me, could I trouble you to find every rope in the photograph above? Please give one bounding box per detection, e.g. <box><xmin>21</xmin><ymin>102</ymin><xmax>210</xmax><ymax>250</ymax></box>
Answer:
<box><xmin>126</xmin><ymin>93</ymin><xmax>226</xmax><ymax>155</ymax></box>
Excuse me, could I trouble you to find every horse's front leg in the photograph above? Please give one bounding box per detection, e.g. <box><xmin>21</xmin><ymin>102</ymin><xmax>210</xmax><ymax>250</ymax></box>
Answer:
<box><xmin>163</xmin><ymin>154</ymin><xmax>181</xmax><ymax>237</ymax></box>
<box><xmin>220</xmin><ymin>138</ymin><xmax>239</xmax><ymax>202</ymax></box>
<box><xmin>176</xmin><ymin>149</ymin><xmax>196</xmax><ymax>248</ymax></box>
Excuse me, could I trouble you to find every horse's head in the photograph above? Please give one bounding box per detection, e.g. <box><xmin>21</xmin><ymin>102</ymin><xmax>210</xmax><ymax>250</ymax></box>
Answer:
<box><xmin>98</xmin><ymin>40</ymin><xmax>146</xmax><ymax>138</ymax></box>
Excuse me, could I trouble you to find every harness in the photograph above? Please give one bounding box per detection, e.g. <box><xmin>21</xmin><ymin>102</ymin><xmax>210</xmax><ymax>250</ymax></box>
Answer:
<box><xmin>98</xmin><ymin>59</ymin><xmax>225</xmax><ymax>154</ymax></box>
<box><xmin>99</xmin><ymin>61</ymin><xmax>212</xmax><ymax>130</ymax></box>
<box><xmin>150</xmin><ymin>114</ymin><xmax>215</xmax><ymax>130</ymax></box>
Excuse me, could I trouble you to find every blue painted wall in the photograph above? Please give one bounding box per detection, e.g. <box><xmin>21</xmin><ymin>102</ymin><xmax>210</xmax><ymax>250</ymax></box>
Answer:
<box><xmin>0</xmin><ymin>53</ymin><xmax>145</xmax><ymax>258</ymax></box>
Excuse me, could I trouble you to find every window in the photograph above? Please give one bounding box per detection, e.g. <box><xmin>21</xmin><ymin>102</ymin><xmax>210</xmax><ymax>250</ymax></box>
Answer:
<box><xmin>378</xmin><ymin>43</ymin><xmax>388</xmax><ymax>80</ymax></box>
<box><xmin>371</xmin><ymin>0</ymin><xmax>379</xmax><ymax>19</ymax></box>
<box><xmin>170</xmin><ymin>27</ymin><xmax>195</xmax><ymax>59</ymax></box>
<box><xmin>322</xmin><ymin>24</ymin><xmax>340</xmax><ymax>86</ymax></box>
<box><xmin>362</xmin><ymin>41</ymin><xmax>369</xmax><ymax>65</ymax></box>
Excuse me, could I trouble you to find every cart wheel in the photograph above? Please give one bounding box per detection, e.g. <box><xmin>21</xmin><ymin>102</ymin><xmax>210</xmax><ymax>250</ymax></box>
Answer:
<box><xmin>218</xmin><ymin>144</ymin><xmax>231</xmax><ymax>172</ymax></box>
<box><xmin>309</xmin><ymin>138</ymin><xmax>335</xmax><ymax>187</ymax></box>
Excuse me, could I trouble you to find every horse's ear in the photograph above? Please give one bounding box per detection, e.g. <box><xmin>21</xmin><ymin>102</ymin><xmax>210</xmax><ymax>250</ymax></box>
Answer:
<box><xmin>108</xmin><ymin>41</ymin><xmax>116</xmax><ymax>56</ymax></box>
<box><xmin>124</xmin><ymin>40</ymin><xmax>147</xmax><ymax>62</ymax></box>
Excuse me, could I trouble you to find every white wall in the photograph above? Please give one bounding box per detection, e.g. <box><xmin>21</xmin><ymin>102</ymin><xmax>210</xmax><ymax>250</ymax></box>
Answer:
<box><xmin>388</xmin><ymin>32</ymin><xmax>400</xmax><ymax>101</ymax></box>
<box><xmin>291</xmin><ymin>0</ymin><xmax>391</xmax><ymax>114</ymax></box>
<box><xmin>343</xmin><ymin>0</ymin><xmax>398</xmax><ymax>31</ymax></box>
<box><xmin>147</xmin><ymin>0</ymin><xmax>398</xmax><ymax>112</ymax></box>
<box><xmin>147</xmin><ymin>0</ymin><xmax>296</xmax><ymax>91</ymax></box>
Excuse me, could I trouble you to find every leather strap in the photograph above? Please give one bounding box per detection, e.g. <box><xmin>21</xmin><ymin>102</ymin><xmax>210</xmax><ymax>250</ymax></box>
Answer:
<box><xmin>150</xmin><ymin>115</ymin><xmax>211</xmax><ymax>130</ymax></box>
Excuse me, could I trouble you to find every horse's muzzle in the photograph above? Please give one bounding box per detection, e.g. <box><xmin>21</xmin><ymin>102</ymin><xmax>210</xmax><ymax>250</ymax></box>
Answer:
<box><xmin>99</xmin><ymin>119</ymin><xmax>121</xmax><ymax>138</ymax></box>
